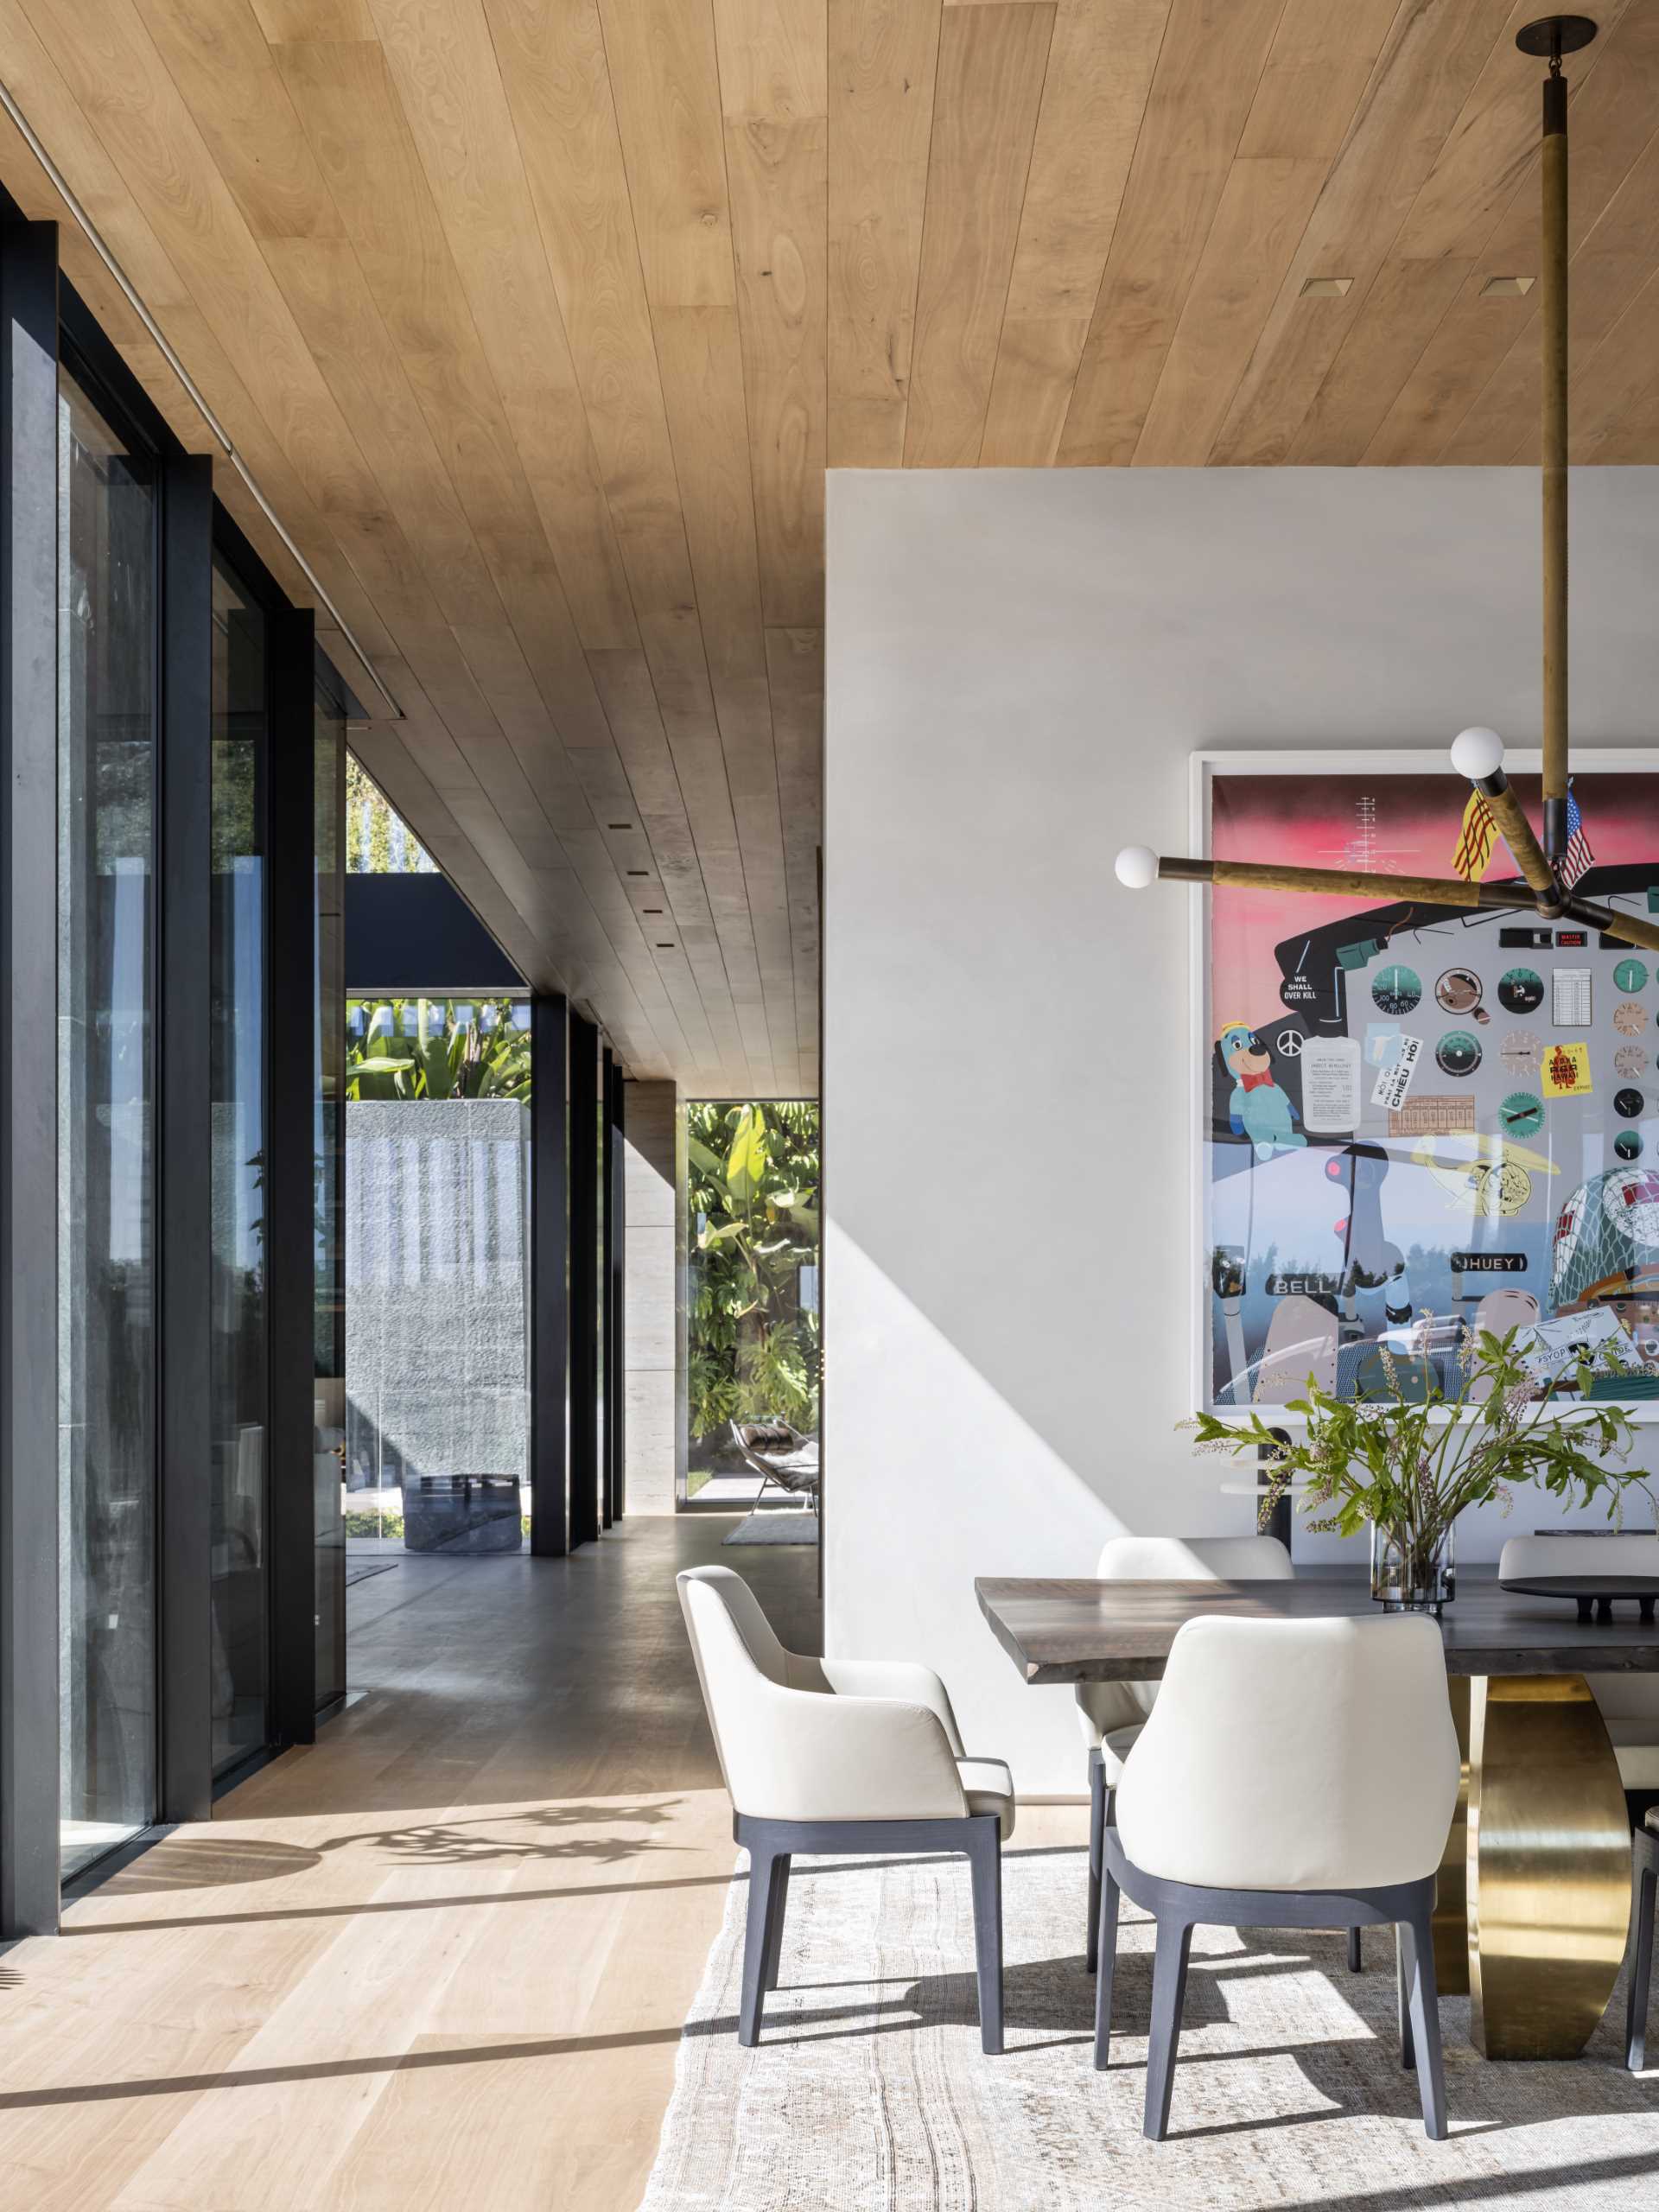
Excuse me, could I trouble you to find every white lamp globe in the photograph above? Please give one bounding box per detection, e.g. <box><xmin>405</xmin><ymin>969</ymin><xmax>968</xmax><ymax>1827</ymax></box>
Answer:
<box><xmin>1114</xmin><ymin>845</ymin><xmax>1160</xmax><ymax>890</ymax></box>
<box><xmin>1451</xmin><ymin>726</ymin><xmax>1505</xmax><ymax>782</ymax></box>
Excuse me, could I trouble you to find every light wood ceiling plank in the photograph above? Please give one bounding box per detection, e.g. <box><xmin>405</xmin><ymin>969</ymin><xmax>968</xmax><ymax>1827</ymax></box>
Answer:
<box><xmin>596</xmin><ymin>0</ymin><xmax>736</xmax><ymax>308</ymax></box>
<box><xmin>981</xmin><ymin>314</ymin><xmax>1092</xmax><ymax>465</ymax></box>
<box><xmin>296</xmin><ymin>19</ymin><xmax>641</xmax><ymax>654</ymax></box>
<box><xmin>1433</xmin><ymin>6</ymin><xmax>1659</xmax><ymax>464</ymax></box>
<box><xmin>652</xmin><ymin>302</ymin><xmax>800</xmax><ymax>1084</ymax></box>
<box><xmin>826</xmin><ymin>0</ymin><xmax>941</xmax><ymax>466</ymax></box>
<box><xmin>905</xmin><ymin>1</ymin><xmax>1054</xmax><ymax>468</ymax></box>
<box><xmin>1289</xmin><ymin>2</ymin><xmax>1634</xmax><ymax>466</ymax></box>
<box><xmin>249</xmin><ymin>0</ymin><xmax>377</xmax><ymax>35</ymax></box>
<box><xmin>1293</xmin><ymin>253</ymin><xmax>1477</xmax><ymax>463</ymax></box>
<box><xmin>1134</xmin><ymin>0</ymin><xmax>1395</xmax><ymax>467</ymax></box>
<box><xmin>13</xmin><ymin>0</ymin><xmax>531</xmax><ymax>774</ymax></box>
<box><xmin>481</xmin><ymin>0</ymin><xmax>738</xmax><ymax>861</ymax></box>
<box><xmin>588</xmin><ymin>647</ymin><xmax>752</xmax><ymax>1076</ymax></box>
<box><xmin>413</xmin><ymin>0</ymin><xmax>762</xmax><ymax>1067</ymax></box>
<box><xmin>980</xmin><ymin>0</ymin><xmax>1168</xmax><ymax>465</ymax></box>
<box><xmin>1443</xmin><ymin>119</ymin><xmax>1659</xmax><ymax>462</ymax></box>
<box><xmin>1055</xmin><ymin>0</ymin><xmax>1282</xmax><ymax>466</ymax></box>
<box><xmin>722</xmin><ymin>109</ymin><xmax>827</xmax><ymax>628</ymax></box>
<box><xmin>131</xmin><ymin>0</ymin><xmax>345</xmax><ymax>240</ymax></box>
<box><xmin>1208</xmin><ymin>0</ymin><xmax>1522</xmax><ymax>466</ymax></box>
<box><xmin>766</xmin><ymin>624</ymin><xmax>821</xmax><ymax>1084</ymax></box>
<box><xmin>1574</xmin><ymin>264</ymin><xmax>1659</xmax><ymax>461</ymax></box>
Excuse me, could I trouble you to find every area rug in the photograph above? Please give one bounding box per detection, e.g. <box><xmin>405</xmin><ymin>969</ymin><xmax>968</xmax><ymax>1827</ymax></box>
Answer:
<box><xmin>638</xmin><ymin>1843</ymin><xmax>1659</xmax><ymax>2211</ymax></box>
<box><xmin>721</xmin><ymin>1512</ymin><xmax>818</xmax><ymax>1546</ymax></box>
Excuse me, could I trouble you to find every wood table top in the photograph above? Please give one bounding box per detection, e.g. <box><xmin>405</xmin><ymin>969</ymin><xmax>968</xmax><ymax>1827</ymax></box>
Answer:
<box><xmin>974</xmin><ymin>1567</ymin><xmax>1659</xmax><ymax>1683</ymax></box>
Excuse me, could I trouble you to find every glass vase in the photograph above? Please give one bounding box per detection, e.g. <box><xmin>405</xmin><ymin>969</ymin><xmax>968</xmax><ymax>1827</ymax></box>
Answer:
<box><xmin>1370</xmin><ymin>1519</ymin><xmax>1456</xmax><ymax>1615</ymax></box>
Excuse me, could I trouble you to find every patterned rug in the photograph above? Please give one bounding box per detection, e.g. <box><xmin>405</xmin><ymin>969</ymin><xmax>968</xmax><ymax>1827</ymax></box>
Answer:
<box><xmin>639</xmin><ymin>1843</ymin><xmax>1659</xmax><ymax>2210</ymax></box>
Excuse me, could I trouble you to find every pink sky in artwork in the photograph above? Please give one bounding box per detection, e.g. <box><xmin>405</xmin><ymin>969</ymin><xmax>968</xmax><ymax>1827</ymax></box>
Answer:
<box><xmin>1210</xmin><ymin>770</ymin><xmax>1659</xmax><ymax>1030</ymax></box>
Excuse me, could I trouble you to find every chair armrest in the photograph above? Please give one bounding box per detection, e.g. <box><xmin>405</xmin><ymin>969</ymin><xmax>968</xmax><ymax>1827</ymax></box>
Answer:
<box><xmin>798</xmin><ymin>1656</ymin><xmax>967</xmax><ymax>1758</ymax></box>
<box><xmin>1075</xmin><ymin>1679</ymin><xmax>1147</xmax><ymax>1749</ymax></box>
<box><xmin>724</xmin><ymin>1677</ymin><xmax>969</xmax><ymax>1825</ymax></box>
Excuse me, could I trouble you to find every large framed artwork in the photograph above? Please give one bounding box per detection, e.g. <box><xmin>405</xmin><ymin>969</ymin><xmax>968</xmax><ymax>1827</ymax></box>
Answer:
<box><xmin>1194</xmin><ymin>752</ymin><xmax>1659</xmax><ymax>1417</ymax></box>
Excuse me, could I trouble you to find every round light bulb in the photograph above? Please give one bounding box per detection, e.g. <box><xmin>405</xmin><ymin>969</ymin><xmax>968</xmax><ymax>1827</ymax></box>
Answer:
<box><xmin>1114</xmin><ymin>845</ymin><xmax>1160</xmax><ymax>891</ymax></box>
<box><xmin>1450</xmin><ymin>726</ymin><xmax>1505</xmax><ymax>782</ymax></box>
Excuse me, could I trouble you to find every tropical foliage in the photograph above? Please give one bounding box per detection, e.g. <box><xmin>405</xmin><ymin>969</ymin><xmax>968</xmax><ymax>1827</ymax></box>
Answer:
<box><xmin>688</xmin><ymin>1101</ymin><xmax>819</xmax><ymax>1451</ymax></box>
<box><xmin>346</xmin><ymin>998</ymin><xmax>531</xmax><ymax>1102</ymax></box>
<box><xmin>346</xmin><ymin>756</ymin><xmax>435</xmax><ymax>874</ymax></box>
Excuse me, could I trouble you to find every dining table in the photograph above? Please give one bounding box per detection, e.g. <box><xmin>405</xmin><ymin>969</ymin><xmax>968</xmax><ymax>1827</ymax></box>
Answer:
<box><xmin>976</xmin><ymin>1564</ymin><xmax>1659</xmax><ymax>2062</ymax></box>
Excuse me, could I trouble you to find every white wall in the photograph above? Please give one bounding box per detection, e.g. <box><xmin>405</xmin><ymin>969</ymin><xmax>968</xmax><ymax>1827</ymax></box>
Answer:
<box><xmin>823</xmin><ymin>465</ymin><xmax>1659</xmax><ymax>1796</ymax></box>
<box><xmin>623</xmin><ymin>1080</ymin><xmax>684</xmax><ymax>1513</ymax></box>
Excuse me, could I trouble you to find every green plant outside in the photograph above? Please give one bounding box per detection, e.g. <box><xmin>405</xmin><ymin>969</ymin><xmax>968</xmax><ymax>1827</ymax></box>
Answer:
<box><xmin>343</xmin><ymin>1511</ymin><xmax>534</xmax><ymax>1540</ymax></box>
<box><xmin>688</xmin><ymin>1101</ymin><xmax>819</xmax><ymax>1453</ymax></box>
<box><xmin>346</xmin><ymin>998</ymin><xmax>531</xmax><ymax>1103</ymax></box>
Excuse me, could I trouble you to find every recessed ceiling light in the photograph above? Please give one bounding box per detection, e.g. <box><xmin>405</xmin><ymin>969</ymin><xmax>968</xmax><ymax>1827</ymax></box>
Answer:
<box><xmin>643</xmin><ymin>907</ymin><xmax>663</xmax><ymax>914</ymax></box>
<box><xmin>1481</xmin><ymin>274</ymin><xmax>1535</xmax><ymax>296</ymax></box>
<box><xmin>1300</xmin><ymin>276</ymin><xmax>1353</xmax><ymax>298</ymax></box>
<box><xmin>656</xmin><ymin>942</ymin><xmax>674</xmax><ymax>950</ymax></box>
<box><xmin>626</xmin><ymin>868</ymin><xmax>649</xmax><ymax>876</ymax></box>
<box><xmin>607</xmin><ymin>821</ymin><xmax>633</xmax><ymax>830</ymax></box>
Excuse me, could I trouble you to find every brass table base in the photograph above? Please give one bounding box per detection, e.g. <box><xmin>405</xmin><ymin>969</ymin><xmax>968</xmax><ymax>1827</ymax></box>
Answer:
<box><xmin>1438</xmin><ymin>1674</ymin><xmax>1634</xmax><ymax>2061</ymax></box>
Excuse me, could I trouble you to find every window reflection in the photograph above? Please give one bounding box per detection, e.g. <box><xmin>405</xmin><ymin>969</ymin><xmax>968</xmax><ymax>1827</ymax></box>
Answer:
<box><xmin>57</xmin><ymin>367</ymin><xmax>158</xmax><ymax>1873</ymax></box>
<box><xmin>211</xmin><ymin>556</ymin><xmax>268</xmax><ymax>1772</ymax></box>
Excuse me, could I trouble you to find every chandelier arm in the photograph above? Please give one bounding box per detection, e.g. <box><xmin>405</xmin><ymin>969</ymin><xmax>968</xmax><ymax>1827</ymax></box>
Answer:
<box><xmin>1470</xmin><ymin>774</ymin><xmax>1563</xmax><ymax>915</ymax></box>
<box><xmin>1540</xmin><ymin>45</ymin><xmax>1571</xmax><ymax>859</ymax></box>
<box><xmin>1155</xmin><ymin>857</ymin><xmax>1538</xmax><ymax>911</ymax></box>
<box><xmin>1559</xmin><ymin>896</ymin><xmax>1659</xmax><ymax>956</ymax></box>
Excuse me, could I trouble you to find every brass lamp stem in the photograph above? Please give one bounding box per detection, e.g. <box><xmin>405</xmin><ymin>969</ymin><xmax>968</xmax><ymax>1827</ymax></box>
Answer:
<box><xmin>1540</xmin><ymin>43</ymin><xmax>1570</xmax><ymax>861</ymax></box>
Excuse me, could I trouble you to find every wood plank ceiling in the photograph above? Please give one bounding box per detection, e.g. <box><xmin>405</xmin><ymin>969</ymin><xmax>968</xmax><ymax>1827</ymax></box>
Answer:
<box><xmin>3</xmin><ymin>0</ymin><xmax>1659</xmax><ymax>1095</ymax></box>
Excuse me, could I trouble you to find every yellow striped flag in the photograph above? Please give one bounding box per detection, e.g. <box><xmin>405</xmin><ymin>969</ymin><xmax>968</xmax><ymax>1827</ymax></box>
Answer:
<box><xmin>1452</xmin><ymin>789</ymin><xmax>1496</xmax><ymax>881</ymax></box>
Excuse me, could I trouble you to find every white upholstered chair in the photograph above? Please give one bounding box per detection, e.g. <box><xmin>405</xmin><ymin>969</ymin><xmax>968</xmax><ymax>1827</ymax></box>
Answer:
<box><xmin>1077</xmin><ymin>1535</ymin><xmax>1297</xmax><ymax>1969</ymax></box>
<box><xmin>1096</xmin><ymin>1613</ymin><xmax>1460</xmax><ymax>2140</ymax></box>
<box><xmin>677</xmin><ymin>1565</ymin><xmax>1013</xmax><ymax>2050</ymax></box>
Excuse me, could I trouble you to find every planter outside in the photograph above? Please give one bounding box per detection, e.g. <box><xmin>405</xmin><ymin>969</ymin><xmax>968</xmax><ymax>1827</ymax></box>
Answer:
<box><xmin>1370</xmin><ymin>1518</ymin><xmax>1456</xmax><ymax>1615</ymax></box>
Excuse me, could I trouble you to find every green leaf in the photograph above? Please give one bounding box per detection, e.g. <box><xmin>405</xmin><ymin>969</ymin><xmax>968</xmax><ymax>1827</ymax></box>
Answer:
<box><xmin>724</xmin><ymin>1106</ymin><xmax>770</xmax><ymax>1203</ymax></box>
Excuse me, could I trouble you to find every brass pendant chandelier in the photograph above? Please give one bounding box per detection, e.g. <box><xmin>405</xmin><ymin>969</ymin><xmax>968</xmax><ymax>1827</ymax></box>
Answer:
<box><xmin>1115</xmin><ymin>16</ymin><xmax>1659</xmax><ymax>957</ymax></box>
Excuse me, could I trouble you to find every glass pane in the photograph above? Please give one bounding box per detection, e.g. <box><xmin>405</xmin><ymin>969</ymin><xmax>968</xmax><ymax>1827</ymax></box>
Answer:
<box><xmin>344</xmin><ymin>999</ymin><xmax>531</xmax><ymax>1554</ymax></box>
<box><xmin>211</xmin><ymin>555</ymin><xmax>268</xmax><ymax>1773</ymax></box>
<box><xmin>57</xmin><ymin>368</ymin><xmax>159</xmax><ymax>1875</ymax></box>
<box><xmin>314</xmin><ymin>665</ymin><xmax>346</xmax><ymax>1706</ymax></box>
<box><xmin>683</xmin><ymin>1103</ymin><xmax>820</xmax><ymax>1506</ymax></box>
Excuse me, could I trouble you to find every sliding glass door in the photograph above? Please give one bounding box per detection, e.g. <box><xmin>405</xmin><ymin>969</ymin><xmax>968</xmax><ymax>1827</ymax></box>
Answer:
<box><xmin>56</xmin><ymin>365</ymin><xmax>159</xmax><ymax>1876</ymax></box>
<box><xmin>209</xmin><ymin>553</ymin><xmax>270</xmax><ymax>1774</ymax></box>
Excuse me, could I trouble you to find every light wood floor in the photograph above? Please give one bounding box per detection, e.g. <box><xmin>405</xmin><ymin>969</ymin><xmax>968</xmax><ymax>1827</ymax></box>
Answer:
<box><xmin>0</xmin><ymin>1516</ymin><xmax>861</xmax><ymax>2211</ymax></box>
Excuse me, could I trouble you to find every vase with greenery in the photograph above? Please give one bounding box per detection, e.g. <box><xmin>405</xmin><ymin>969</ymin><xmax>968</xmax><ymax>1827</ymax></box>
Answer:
<box><xmin>1187</xmin><ymin>1327</ymin><xmax>1650</xmax><ymax>1614</ymax></box>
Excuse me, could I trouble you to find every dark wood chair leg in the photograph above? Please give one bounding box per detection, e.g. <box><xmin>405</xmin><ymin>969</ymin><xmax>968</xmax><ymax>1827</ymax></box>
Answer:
<box><xmin>967</xmin><ymin>1819</ymin><xmax>1004</xmax><ymax>2055</ymax></box>
<box><xmin>1085</xmin><ymin>1751</ymin><xmax>1104</xmax><ymax>1974</ymax></box>
<box><xmin>1396</xmin><ymin>1923</ymin><xmax>1414</xmax><ymax>2071</ymax></box>
<box><xmin>1092</xmin><ymin>1857</ymin><xmax>1122</xmax><ymax>2069</ymax></box>
<box><xmin>1628</xmin><ymin>1841</ymin><xmax>1656</xmax><ymax>2073</ymax></box>
<box><xmin>1142</xmin><ymin>1916</ymin><xmax>1193</xmax><ymax>2140</ymax></box>
<box><xmin>1347</xmin><ymin>1924</ymin><xmax>1362</xmax><ymax>1973</ymax></box>
<box><xmin>739</xmin><ymin>1847</ymin><xmax>782</xmax><ymax>2046</ymax></box>
<box><xmin>1400</xmin><ymin>1910</ymin><xmax>1447</xmax><ymax>2140</ymax></box>
<box><xmin>763</xmin><ymin>1853</ymin><xmax>792</xmax><ymax>1992</ymax></box>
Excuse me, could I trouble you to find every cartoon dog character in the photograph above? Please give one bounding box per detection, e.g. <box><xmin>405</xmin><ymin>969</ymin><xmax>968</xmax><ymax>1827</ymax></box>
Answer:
<box><xmin>1218</xmin><ymin>1020</ymin><xmax>1306</xmax><ymax>1162</ymax></box>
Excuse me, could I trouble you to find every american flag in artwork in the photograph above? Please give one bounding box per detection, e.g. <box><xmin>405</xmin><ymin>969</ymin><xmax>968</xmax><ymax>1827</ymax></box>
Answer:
<box><xmin>1560</xmin><ymin>782</ymin><xmax>1594</xmax><ymax>889</ymax></box>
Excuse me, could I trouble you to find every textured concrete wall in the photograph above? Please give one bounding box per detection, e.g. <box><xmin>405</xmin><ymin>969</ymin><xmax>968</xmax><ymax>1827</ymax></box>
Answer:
<box><xmin>623</xmin><ymin>1080</ymin><xmax>683</xmax><ymax>1512</ymax></box>
<box><xmin>346</xmin><ymin>1099</ymin><xmax>529</xmax><ymax>1490</ymax></box>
